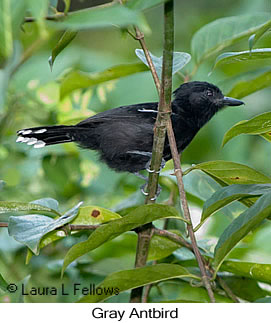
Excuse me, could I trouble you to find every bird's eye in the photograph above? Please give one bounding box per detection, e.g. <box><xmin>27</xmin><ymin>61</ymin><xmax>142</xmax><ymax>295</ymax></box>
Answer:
<box><xmin>206</xmin><ymin>89</ymin><xmax>213</xmax><ymax>96</ymax></box>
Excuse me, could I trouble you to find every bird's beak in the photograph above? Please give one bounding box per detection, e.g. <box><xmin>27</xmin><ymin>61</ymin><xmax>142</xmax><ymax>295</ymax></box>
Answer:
<box><xmin>223</xmin><ymin>96</ymin><xmax>244</xmax><ymax>106</ymax></box>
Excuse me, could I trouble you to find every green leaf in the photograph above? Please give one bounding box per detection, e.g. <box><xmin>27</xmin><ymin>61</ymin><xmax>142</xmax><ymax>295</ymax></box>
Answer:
<box><xmin>71</xmin><ymin>205</ymin><xmax>121</xmax><ymax>225</ymax></box>
<box><xmin>0</xmin><ymin>180</ymin><xmax>5</xmax><ymax>191</ymax></box>
<box><xmin>126</xmin><ymin>0</ymin><xmax>169</xmax><ymax>10</ymax></box>
<box><xmin>63</xmin><ymin>0</ymin><xmax>71</xmax><ymax>14</ymax></box>
<box><xmin>60</xmin><ymin>63</ymin><xmax>148</xmax><ymax>99</ymax></box>
<box><xmin>214</xmin><ymin>191</ymin><xmax>271</xmax><ymax>271</ymax></box>
<box><xmin>0</xmin><ymin>0</ymin><xmax>13</xmax><ymax>62</ymax></box>
<box><xmin>0</xmin><ymin>201</ymin><xmax>61</xmax><ymax>221</ymax></box>
<box><xmin>221</xmin><ymin>260</ymin><xmax>271</xmax><ymax>284</ymax></box>
<box><xmin>49</xmin><ymin>4</ymin><xmax>149</xmax><ymax>33</ymax></box>
<box><xmin>248</xmin><ymin>18</ymin><xmax>271</xmax><ymax>51</ymax></box>
<box><xmin>213</xmin><ymin>49</ymin><xmax>271</xmax><ymax>71</ymax></box>
<box><xmin>26</xmin><ymin>205</ymin><xmax>121</xmax><ymax>263</ymax></box>
<box><xmin>30</xmin><ymin>198</ymin><xmax>59</xmax><ymax>213</ymax></box>
<box><xmin>10</xmin><ymin>0</ymin><xmax>27</xmax><ymax>36</ymax></box>
<box><xmin>135</xmin><ymin>49</ymin><xmax>191</xmax><ymax>79</ymax></box>
<box><xmin>222</xmin><ymin>67</ymin><xmax>271</xmax><ymax>99</ymax></box>
<box><xmin>78</xmin><ymin>264</ymin><xmax>198</xmax><ymax>302</ymax></box>
<box><xmin>0</xmin><ymin>40</ymin><xmax>21</xmax><ymax>110</ymax></box>
<box><xmin>48</xmin><ymin>30</ymin><xmax>77</xmax><ymax>71</ymax></box>
<box><xmin>62</xmin><ymin>204</ymin><xmax>182</xmax><ymax>275</ymax></box>
<box><xmin>222</xmin><ymin>276</ymin><xmax>268</xmax><ymax>302</ymax></box>
<box><xmin>8</xmin><ymin>202</ymin><xmax>82</xmax><ymax>254</ymax></box>
<box><xmin>0</xmin><ymin>273</ymin><xmax>8</xmax><ymax>291</ymax></box>
<box><xmin>26</xmin><ymin>0</ymin><xmax>48</xmax><ymax>21</ymax></box>
<box><xmin>191</xmin><ymin>13</ymin><xmax>271</xmax><ymax>64</ymax></box>
<box><xmin>198</xmin><ymin>184</ymin><xmax>271</xmax><ymax>230</ymax></box>
<box><xmin>254</xmin><ymin>297</ymin><xmax>271</xmax><ymax>303</ymax></box>
<box><xmin>222</xmin><ymin>112</ymin><xmax>271</xmax><ymax>146</ymax></box>
<box><xmin>148</xmin><ymin>230</ymin><xmax>184</xmax><ymax>261</ymax></box>
<box><xmin>186</xmin><ymin>161</ymin><xmax>271</xmax><ymax>186</ymax></box>
<box><xmin>156</xmin><ymin>281</ymin><xmax>233</xmax><ymax>303</ymax></box>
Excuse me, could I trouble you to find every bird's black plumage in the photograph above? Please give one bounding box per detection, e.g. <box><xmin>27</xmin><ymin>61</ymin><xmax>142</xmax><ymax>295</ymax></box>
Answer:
<box><xmin>16</xmin><ymin>81</ymin><xmax>244</xmax><ymax>173</ymax></box>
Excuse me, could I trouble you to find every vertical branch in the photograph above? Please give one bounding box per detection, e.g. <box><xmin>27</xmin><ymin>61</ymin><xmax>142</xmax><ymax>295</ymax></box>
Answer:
<box><xmin>166</xmin><ymin>126</ymin><xmax>216</xmax><ymax>302</ymax></box>
<box><xmin>130</xmin><ymin>0</ymin><xmax>174</xmax><ymax>303</ymax></box>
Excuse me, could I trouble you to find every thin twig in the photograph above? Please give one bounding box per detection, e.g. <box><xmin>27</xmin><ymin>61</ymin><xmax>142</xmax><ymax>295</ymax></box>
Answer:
<box><xmin>166</xmin><ymin>125</ymin><xmax>215</xmax><ymax>302</ymax></box>
<box><xmin>0</xmin><ymin>223</ymin><xmax>8</xmax><ymax>228</ymax></box>
<box><xmin>134</xmin><ymin>27</ymin><xmax>160</xmax><ymax>93</ymax></box>
<box><xmin>154</xmin><ymin>228</ymin><xmax>238</xmax><ymax>302</ymax></box>
<box><xmin>153</xmin><ymin>228</ymin><xmax>192</xmax><ymax>250</ymax></box>
<box><xmin>216</xmin><ymin>275</ymin><xmax>240</xmax><ymax>302</ymax></box>
<box><xmin>68</xmin><ymin>224</ymin><xmax>99</xmax><ymax>231</ymax></box>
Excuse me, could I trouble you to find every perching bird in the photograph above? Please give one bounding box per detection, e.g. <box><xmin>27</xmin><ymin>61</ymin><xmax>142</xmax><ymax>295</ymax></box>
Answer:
<box><xmin>16</xmin><ymin>81</ymin><xmax>244</xmax><ymax>180</ymax></box>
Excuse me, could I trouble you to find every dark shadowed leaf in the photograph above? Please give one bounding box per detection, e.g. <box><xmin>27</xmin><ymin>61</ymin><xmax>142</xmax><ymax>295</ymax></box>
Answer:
<box><xmin>0</xmin><ymin>273</ymin><xmax>8</xmax><ymax>291</ymax></box>
<box><xmin>191</xmin><ymin>13</ymin><xmax>271</xmax><ymax>64</ymax></box>
<box><xmin>222</xmin><ymin>276</ymin><xmax>269</xmax><ymax>302</ymax></box>
<box><xmin>62</xmin><ymin>204</ymin><xmax>183</xmax><ymax>275</ymax></box>
<box><xmin>8</xmin><ymin>202</ymin><xmax>82</xmax><ymax>254</ymax></box>
<box><xmin>221</xmin><ymin>67</ymin><xmax>271</xmax><ymax>99</ymax></box>
<box><xmin>49</xmin><ymin>4</ymin><xmax>149</xmax><ymax>33</ymax></box>
<box><xmin>214</xmin><ymin>192</ymin><xmax>271</xmax><ymax>271</ymax></box>
<box><xmin>222</xmin><ymin>112</ymin><xmax>271</xmax><ymax>146</ymax></box>
<box><xmin>78</xmin><ymin>264</ymin><xmax>198</xmax><ymax>302</ymax></box>
<box><xmin>48</xmin><ymin>30</ymin><xmax>77</xmax><ymax>70</ymax></box>
<box><xmin>135</xmin><ymin>49</ymin><xmax>191</xmax><ymax>79</ymax></box>
<box><xmin>197</xmin><ymin>184</ymin><xmax>271</xmax><ymax>230</ymax></box>
<box><xmin>60</xmin><ymin>63</ymin><xmax>148</xmax><ymax>99</ymax></box>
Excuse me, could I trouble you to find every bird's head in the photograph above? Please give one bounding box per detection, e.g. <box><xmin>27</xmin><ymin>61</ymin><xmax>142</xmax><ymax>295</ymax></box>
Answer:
<box><xmin>173</xmin><ymin>81</ymin><xmax>244</xmax><ymax>126</ymax></box>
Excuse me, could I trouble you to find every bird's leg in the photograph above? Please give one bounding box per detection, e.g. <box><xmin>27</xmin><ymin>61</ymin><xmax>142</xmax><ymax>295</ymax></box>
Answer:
<box><xmin>129</xmin><ymin>150</ymin><xmax>165</xmax><ymax>200</ymax></box>
<box><xmin>134</xmin><ymin>171</ymin><xmax>162</xmax><ymax>201</ymax></box>
<box><xmin>127</xmin><ymin>150</ymin><xmax>166</xmax><ymax>173</ymax></box>
<box><xmin>145</xmin><ymin>157</ymin><xmax>166</xmax><ymax>174</ymax></box>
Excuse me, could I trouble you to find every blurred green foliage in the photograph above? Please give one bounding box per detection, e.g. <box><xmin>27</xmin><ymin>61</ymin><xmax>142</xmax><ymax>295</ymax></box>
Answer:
<box><xmin>1</xmin><ymin>0</ymin><xmax>271</xmax><ymax>303</ymax></box>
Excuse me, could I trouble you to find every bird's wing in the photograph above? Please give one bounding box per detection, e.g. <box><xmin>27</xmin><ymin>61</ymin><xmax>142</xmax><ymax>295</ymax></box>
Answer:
<box><xmin>76</xmin><ymin>102</ymin><xmax>158</xmax><ymax>126</ymax></box>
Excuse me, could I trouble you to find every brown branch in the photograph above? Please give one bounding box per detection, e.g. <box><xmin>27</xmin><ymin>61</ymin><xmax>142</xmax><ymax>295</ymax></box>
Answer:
<box><xmin>153</xmin><ymin>228</ymin><xmax>192</xmax><ymax>250</ymax></box>
<box><xmin>166</xmin><ymin>124</ymin><xmax>215</xmax><ymax>302</ymax></box>
<box><xmin>67</xmin><ymin>224</ymin><xmax>99</xmax><ymax>231</ymax></box>
<box><xmin>154</xmin><ymin>228</ymin><xmax>238</xmax><ymax>302</ymax></box>
<box><xmin>134</xmin><ymin>27</ymin><xmax>160</xmax><ymax>93</ymax></box>
<box><xmin>129</xmin><ymin>1</ymin><xmax>174</xmax><ymax>303</ymax></box>
<box><xmin>0</xmin><ymin>223</ymin><xmax>8</xmax><ymax>227</ymax></box>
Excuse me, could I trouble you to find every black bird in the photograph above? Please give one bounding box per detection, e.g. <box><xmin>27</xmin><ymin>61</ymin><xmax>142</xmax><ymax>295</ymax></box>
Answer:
<box><xmin>16</xmin><ymin>81</ymin><xmax>244</xmax><ymax>179</ymax></box>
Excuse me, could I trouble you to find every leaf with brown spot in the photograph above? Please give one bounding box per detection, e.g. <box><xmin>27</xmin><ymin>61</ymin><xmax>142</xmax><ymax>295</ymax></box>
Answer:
<box><xmin>91</xmin><ymin>209</ymin><xmax>100</xmax><ymax>218</ymax></box>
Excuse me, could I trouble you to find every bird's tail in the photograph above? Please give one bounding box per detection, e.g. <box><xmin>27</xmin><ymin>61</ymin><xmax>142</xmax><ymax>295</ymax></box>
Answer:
<box><xmin>16</xmin><ymin>125</ymin><xmax>79</xmax><ymax>148</ymax></box>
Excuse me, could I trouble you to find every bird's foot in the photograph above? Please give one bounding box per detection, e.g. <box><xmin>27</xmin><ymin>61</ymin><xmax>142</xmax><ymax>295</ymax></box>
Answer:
<box><xmin>145</xmin><ymin>158</ymin><xmax>166</xmax><ymax>174</ymax></box>
<box><xmin>140</xmin><ymin>183</ymin><xmax>162</xmax><ymax>201</ymax></box>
